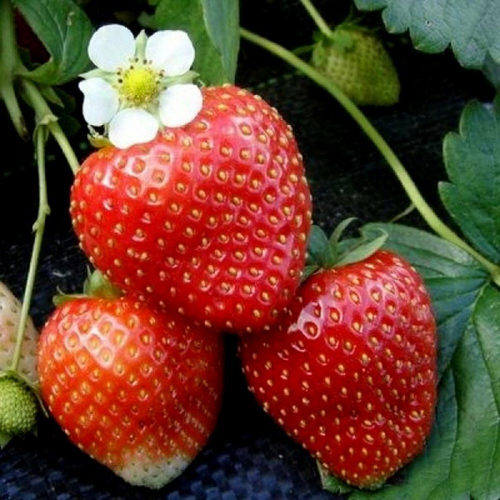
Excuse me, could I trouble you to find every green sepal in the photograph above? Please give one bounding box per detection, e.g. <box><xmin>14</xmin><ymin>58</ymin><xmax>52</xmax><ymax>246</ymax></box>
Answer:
<box><xmin>318</xmin><ymin>461</ymin><xmax>386</xmax><ymax>493</ymax></box>
<box><xmin>87</xmin><ymin>130</ymin><xmax>113</xmax><ymax>149</ymax></box>
<box><xmin>322</xmin><ymin>28</ymin><xmax>357</xmax><ymax>53</ymax></box>
<box><xmin>83</xmin><ymin>269</ymin><xmax>123</xmax><ymax>300</ymax></box>
<box><xmin>330</xmin><ymin>216</ymin><xmax>358</xmax><ymax>247</ymax></box>
<box><xmin>306</xmin><ymin>219</ymin><xmax>388</xmax><ymax>272</ymax></box>
<box><xmin>317</xmin><ymin>462</ymin><xmax>356</xmax><ymax>494</ymax></box>
<box><xmin>53</xmin><ymin>269</ymin><xmax>123</xmax><ymax>307</ymax></box>
<box><xmin>307</xmin><ymin>225</ymin><xmax>336</xmax><ymax>268</ymax></box>
<box><xmin>302</xmin><ymin>264</ymin><xmax>320</xmax><ymax>282</ymax></box>
<box><xmin>336</xmin><ymin>228</ymin><xmax>388</xmax><ymax>266</ymax></box>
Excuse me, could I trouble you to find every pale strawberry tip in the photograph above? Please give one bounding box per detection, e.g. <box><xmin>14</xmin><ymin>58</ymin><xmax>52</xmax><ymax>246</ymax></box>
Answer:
<box><xmin>118</xmin><ymin>453</ymin><xmax>190</xmax><ymax>489</ymax></box>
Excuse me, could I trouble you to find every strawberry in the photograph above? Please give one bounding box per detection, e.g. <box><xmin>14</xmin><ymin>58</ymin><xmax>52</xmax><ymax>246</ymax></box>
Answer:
<box><xmin>0</xmin><ymin>281</ymin><xmax>41</xmax><ymax>447</ymax></box>
<box><xmin>0</xmin><ymin>280</ymin><xmax>39</xmax><ymax>385</ymax></box>
<box><xmin>239</xmin><ymin>225</ymin><xmax>437</xmax><ymax>489</ymax></box>
<box><xmin>37</xmin><ymin>294</ymin><xmax>225</xmax><ymax>489</ymax></box>
<box><xmin>310</xmin><ymin>24</ymin><xmax>400</xmax><ymax>106</ymax></box>
<box><xmin>70</xmin><ymin>84</ymin><xmax>312</xmax><ymax>335</ymax></box>
<box><xmin>0</xmin><ymin>375</ymin><xmax>38</xmax><ymax>442</ymax></box>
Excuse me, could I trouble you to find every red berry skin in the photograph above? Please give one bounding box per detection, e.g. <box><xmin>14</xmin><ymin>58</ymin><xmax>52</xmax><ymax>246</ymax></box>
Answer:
<box><xmin>70</xmin><ymin>84</ymin><xmax>312</xmax><ymax>335</ymax></box>
<box><xmin>239</xmin><ymin>250</ymin><xmax>437</xmax><ymax>489</ymax></box>
<box><xmin>37</xmin><ymin>297</ymin><xmax>224</xmax><ymax>489</ymax></box>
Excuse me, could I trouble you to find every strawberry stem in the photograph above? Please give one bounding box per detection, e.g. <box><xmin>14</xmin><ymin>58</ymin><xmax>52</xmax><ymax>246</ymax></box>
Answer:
<box><xmin>10</xmin><ymin>125</ymin><xmax>50</xmax><ymax>375</ymax></box>
<box><xmin>239</xmin><ymin>27</ymin><xmax>500</xmax><ymax>287</ymax></box>
<box><xmin>0</xmin><ymin>0</ymin><xmax>80</xmax><ymax>375</ymax></box>
<box><xmin>0</xmin><ymin>0</ymin><xmax>28</xmax><ymax>140</ymax></box>
<box><xmin>299</xmin><ymin>0</ymin><xmax>334</xmax><ymax>39</ymax></box>
<box><xmin>19</xmin><ymin>79</ymin><xmax>80</xmax><ymax>174</ymax></box>
<box><xmin>0</xmin><ymin>0</ymin><xmax>80</xmax><ymax>175</ymax></box>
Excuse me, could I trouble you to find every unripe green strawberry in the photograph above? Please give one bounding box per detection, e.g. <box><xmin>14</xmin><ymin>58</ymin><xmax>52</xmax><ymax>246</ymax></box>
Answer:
<box><xmin>311</xmin><ymin>26</ymin><xmax>400</xmax><ymax>106</ymax></box>
<box><xmin>0</xmin><ymin>376</ymin><xmax>38</xmax><ymax>438</ymax></box>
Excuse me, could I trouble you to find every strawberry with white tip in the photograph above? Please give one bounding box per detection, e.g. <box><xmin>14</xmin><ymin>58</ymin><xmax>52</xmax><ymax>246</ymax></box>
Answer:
<box><xmin>37</xmin><ymin>272</ymin><xmax>225</xmax><ymax>489</ymax></box>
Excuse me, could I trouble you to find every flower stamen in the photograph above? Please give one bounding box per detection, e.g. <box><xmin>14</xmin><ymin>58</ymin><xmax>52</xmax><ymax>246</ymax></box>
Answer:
<box><xmin>119</xmin><ymin>66</ymin><xmax>160</xmax><ymax>107</ymax></box>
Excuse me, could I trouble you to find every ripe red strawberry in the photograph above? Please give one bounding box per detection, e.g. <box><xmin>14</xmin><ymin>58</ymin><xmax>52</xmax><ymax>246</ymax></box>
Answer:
<box><xmin>70</xmin><ymin>84</ymin><xmax>312</xmax><ymax>334</ymax></box>
<box><xmin>37</xmin><ymin>295</ymin><xmax>224</xmax><ymax>489</ymax></box>
<box><xmin>239</xmin><ymin>230</ymin><xmax>437</xmax><ymax>489</ymax></box>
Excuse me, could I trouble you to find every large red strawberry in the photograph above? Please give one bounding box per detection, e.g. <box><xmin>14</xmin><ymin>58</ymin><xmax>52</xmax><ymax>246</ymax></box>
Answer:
<box><xmin>37</xmin><ymin>289</ymin><xmax>225</xmax><ymax>489</ymax></box>
<box><xmin>239</xmin><ymin>225</ymin><xmax>437</xmax><ymax>489</ymax></box>
<box><xmin>70</xmin><ymin>84</ymin><xmax>312</xmax><ymax>334</ymax></box>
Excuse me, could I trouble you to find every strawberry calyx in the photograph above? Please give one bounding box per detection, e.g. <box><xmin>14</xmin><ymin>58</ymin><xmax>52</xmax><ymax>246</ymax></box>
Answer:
<box><xmin>304</xmin><ymin>218</ymin><xmax>387</xmax><ymax>280</ymax></box>
<box><xmin>312</xmin><ymin>24</ymin><xmax>362</xmax><ymax>54</ymax></box>
<box><xmin>53</xmin><ymin>269</ymin><xmax>123</xmax><ymax>307</ymax></box>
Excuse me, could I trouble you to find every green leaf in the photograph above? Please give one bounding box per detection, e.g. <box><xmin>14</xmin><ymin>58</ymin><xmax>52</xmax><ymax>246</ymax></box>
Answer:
<box><xmin>353</xmin><ymin>0</ymin><xmax>500</xmax><ymax>69</ymax></box>
<box><xmin>13</xmin><ymin>0</ymin><xmax>94</xmax><ymax>85</ymax></box>
<box><xmin>440</xmin><ymin>98</ymin><xmax>500</xmax><ymax>264</ymax></box>
<box><xmin>482</xmin><ymin>54</ymin><xmax>500</xmax><ymax>91</ymax></box>
<box><xmin>329</xmin><ymin>222</ymin><xmax>500</xmax><ymax>500</ymax></box>
<box><xmin>139</xmin><ymin>0</ymin><xmax>239</xmax><ymax>85</ymax></box>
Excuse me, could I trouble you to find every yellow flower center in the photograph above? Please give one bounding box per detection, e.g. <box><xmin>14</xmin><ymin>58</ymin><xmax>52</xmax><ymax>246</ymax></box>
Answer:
<box><xmin>119</xmin><ymin>66</ymin><xmax>160</xmax><ymax>107</ymax></box>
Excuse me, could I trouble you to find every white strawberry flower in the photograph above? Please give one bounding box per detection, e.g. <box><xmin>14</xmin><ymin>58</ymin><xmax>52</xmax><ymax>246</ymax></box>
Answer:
<box><xmin>79</xmin><ymin>24</ymin><xmax>203</xmax><ymax>149</ymax></box>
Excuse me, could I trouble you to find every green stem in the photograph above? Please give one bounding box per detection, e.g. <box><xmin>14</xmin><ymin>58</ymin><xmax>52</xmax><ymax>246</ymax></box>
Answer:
<box><xmin>0</xmin><ymin>0</ymin><xmax>28</xmax><ymax>139</ymax></box>
<box><xmin>299</xmin><ymin>0</ymin><xmax>334</xmax><ymax>38</ymax></box>
<box><xmin>20</xmin><ymin>78</ymin><xmax>80</xmax><ymax>174</ymax></box>
<box><xmin>240</xmin><ymin>27</ymin><xmax>500</xmax><ymax>286</ymax></box>
<box><xmin>10</xmin><ymin>127</ymin><xmax>50</xmax><ymax>374</ymax></box>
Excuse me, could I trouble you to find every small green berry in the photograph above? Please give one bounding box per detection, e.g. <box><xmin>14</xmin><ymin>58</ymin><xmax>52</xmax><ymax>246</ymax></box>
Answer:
<box><xmin>0</xmin><ymin>377</ymin><xmax>38</xmax><ymax>436</ymax></box>
<box><xmin>311</xmin><ymin>26</ymin><xmax>400</xmax><ymax>107</ymax></box>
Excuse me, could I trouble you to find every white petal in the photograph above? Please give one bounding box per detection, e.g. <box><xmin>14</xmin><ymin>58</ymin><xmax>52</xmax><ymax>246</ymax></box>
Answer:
<box><xmin>88</xmin><ymin>24</ymin><xmax>135</xmax><ymax>72</ymax></box>
<box><xmin>79</xmin><ymin>78</ymin><xmax>119</xmax><ymax>126</ymax></box>
<box><xmin>159</xmin><ymin>84</ymin><xmax>203</xmax><ymax>128</ymax></box>
<box><xmin>146</xmin><ymin>31</ymin><xmax>195</xmax><ymax>76</ymax></box>
<box><xmin>109</xmin><ymin>109</ymin><xmax>159</xmax><ymax>149</ymax></box>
